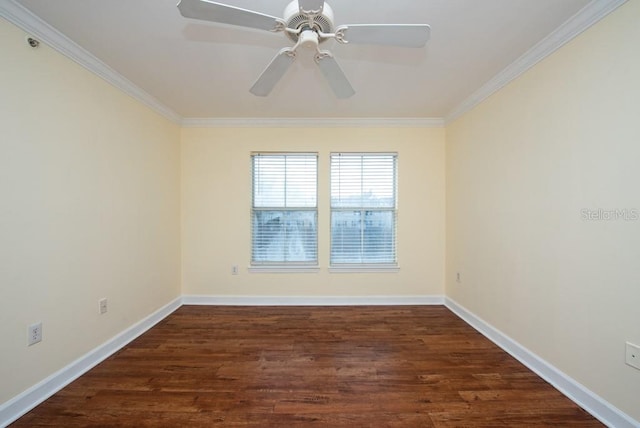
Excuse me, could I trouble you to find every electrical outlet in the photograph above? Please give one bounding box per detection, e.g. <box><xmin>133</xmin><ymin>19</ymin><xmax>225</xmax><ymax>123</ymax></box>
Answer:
<box><xmin>99</xmin><ymin>298</ymin><xmax>108</xmax><ymax>315</ymax></box>
<box><xmin>28</xmin><ymin>322</ymin><xmax>42</xmax><ymax>346</ymax></box>
<box><xmin>626</xmin><ymin>342</ymin><xmax>640</xmax><ymax>370</ymax></box>
<box><xmin>232</xmin><ymin>265</ymin><xmax>239</xmax><ymax>275</ymax></box>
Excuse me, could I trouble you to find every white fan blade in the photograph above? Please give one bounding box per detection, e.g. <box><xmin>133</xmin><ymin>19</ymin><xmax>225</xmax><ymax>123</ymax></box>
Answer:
<box><xmin>177</xmin><ymin>0</ymin><xmax>280</xmax><ymax>32</ymax></box>
<box><xmin>315</xmin><ymin>54</ymin><xmax>355</xmax><ymax>99</ymax></box>
<box><xmin>298</xmin><ymin>0</ymin><xmax>324</xmax><ymax>13</ymax></box>
<box><xmin>250</xmin><ymin>49</ymin><xmax>296</xmax><ymax>97</ymax></box>
<box><xmin>336</xmin><ymin>24</ymin><xmax>431</xmax><ymax>48</ymax></box>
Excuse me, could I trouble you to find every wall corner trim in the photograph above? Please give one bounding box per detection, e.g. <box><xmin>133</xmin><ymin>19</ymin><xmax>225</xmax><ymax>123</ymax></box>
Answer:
<box><xmin>0</xmin><ymin>297</ymin><xmax>183</xmax><ymax>427</ymax></box>
<box><xmin>444</xmin><ymin>297</ymin><xmax>638</xmax><ymax>428</ymax></box>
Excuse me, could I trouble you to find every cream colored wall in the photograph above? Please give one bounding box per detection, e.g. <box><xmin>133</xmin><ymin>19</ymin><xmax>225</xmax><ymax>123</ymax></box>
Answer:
<box><xmin>446</xmin><ymin>1</ymin><xmax>640</xmax><ymax>421</ymax></box>
<box><xmin>181</xmin><ymin>127</ymin><xmax>445</xmax><ymax>297</ymax></box>
<box><xmin>0</xmin><ymin>19</ymin><xmax>181</xmax><ymax>404</ymax></box>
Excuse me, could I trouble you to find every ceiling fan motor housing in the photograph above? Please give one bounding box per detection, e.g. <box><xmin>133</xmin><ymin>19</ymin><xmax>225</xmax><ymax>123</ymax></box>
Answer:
<box><xmin>283</xmin><ymin>0</ymin><xmax>335</xmax><ymax>43</ymax></box>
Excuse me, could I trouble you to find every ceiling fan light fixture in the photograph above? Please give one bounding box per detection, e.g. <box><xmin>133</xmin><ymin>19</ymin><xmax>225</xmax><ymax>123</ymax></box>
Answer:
<box><xmin>298</xmin><ymin>30</ymin><xmax>319</xmax><ymax>50</ymax></box>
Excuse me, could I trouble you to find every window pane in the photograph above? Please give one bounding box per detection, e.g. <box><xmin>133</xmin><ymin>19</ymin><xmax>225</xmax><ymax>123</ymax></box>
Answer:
<box><xmin>331</xmin><ymin>155</ymin><xmax>363</xmax><ymax>208</ymax></box>
<box><xmin>331</xmin><ymin>211</ymin><xmax>363</xmax><ymax>263</ymax></box>
<box><xmin>362</xmin><ymin>156</ymin><xmax>395</xmax><ymax>208</ymax></box>
<box><xmin>285</xmin><ymin>155</ymin><xmax>317</xmax><ymax>207</ymax></box>
<box><xmin>253</xmin><ymin>156</ymin><xmax>285</xmax><ymax>207</ymax></box>
<box><xmin>331</xmin><ymin>154</ymin><xmax>396</xmax><ymax>208</ymax></box>
<box><xmin>253</xmin><ymin>154</ymin><xmax>316</xmax><ymax>208</ymax></box>
<box><xmin>363</xmin><ymin>211</ymin><xmax>395</xmax><ymax>263</ymax></box>
<box><xmin>252</xmin><ymin>210</ymin><xmax>317</xmax><ymax>263</ymax></box>
<box><xmin>331</xmin><ymin>210</ymin><xmax>395</xmax><ymax>264</ymax></box>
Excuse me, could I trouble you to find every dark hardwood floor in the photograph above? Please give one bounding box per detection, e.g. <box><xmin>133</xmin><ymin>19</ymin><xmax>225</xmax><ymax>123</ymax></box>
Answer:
<box><xmin>11</xmin><ymin>305</ymin><xmax>603</xmax><ymax>427</ymax></box>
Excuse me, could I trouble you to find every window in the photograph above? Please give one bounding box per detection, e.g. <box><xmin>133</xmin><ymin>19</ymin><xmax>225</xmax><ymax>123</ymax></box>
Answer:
<box><xmin>251</xmin><ymin>153</ymin><xmax>317</xmax><ymax>266</ymax></box>
<box><xmin>330</xmin><ymin>153</ymin><xmax>397</xmax><ymax>267</ymax></box>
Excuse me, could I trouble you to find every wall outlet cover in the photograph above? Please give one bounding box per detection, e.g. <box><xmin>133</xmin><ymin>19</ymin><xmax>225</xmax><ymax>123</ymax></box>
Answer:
<box><xmin>28</xmin><ymin>322</ymin><xmax>42</xmax><ymax>346</ymax></box>
<box><xmin>626</xmin><ymin>342</ymin><xmax>640</xmax><ymax>370</ymax></box>
<box><xmin>99</xmin><ymin>298</ymin><xmax>108</xmax><ymax>315</ymax></box>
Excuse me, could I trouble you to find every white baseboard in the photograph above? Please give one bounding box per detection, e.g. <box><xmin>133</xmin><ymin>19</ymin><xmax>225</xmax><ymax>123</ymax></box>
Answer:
<box><xmin>0</xmin><ymin>297</ymin><xmax>183</xmax><ymax>428</ymax></box>
<box><xmin>444</xmin><ymin>297</ymin><xmax>638</xmax><ymax>428</ymax></box>
<box><xmin>181</xmin><ymin>295</ymin><xmax>445</xmax><ymax>306</ymax></box>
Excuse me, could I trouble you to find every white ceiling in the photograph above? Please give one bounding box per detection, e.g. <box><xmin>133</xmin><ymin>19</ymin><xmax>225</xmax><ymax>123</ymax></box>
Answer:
<box><xmin>3</xmin><ymin>0</ymin><xmax>619</xmax><ymax>122</ymax></box>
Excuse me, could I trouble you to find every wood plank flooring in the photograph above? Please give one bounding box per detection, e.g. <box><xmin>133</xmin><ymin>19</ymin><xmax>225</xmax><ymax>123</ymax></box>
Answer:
<box><xmin>11</xmin><ymin>306</ymin><xmax>603</xmax><ymax>427</ymax></box>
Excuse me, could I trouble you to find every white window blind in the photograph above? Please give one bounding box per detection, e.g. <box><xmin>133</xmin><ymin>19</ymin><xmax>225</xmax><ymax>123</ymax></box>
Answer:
<box><xmin>330</xmin><ymin>153</ymin><xmax>397</xmax><ymax>265</ymax></box>
<box><xmin>252</xmin><ymin>153</ymin><xmax>318</xmax><ymax>265</ymax></box>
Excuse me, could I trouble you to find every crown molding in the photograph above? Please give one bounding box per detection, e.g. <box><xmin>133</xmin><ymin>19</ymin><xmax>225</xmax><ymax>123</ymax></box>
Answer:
<box><xmin>0</xmin><ymin>0</ymin><xmax>182</xmax><ymax>124</ymax></box>
<box><xmin>444</xmin><ymin>0</ymin><xmax>628</xmax><ymax>124</ymax></box>
<box><xmin>181</xmin><ymin>117</ymin><xmax>445</xmax><ymax>128</ymax></box>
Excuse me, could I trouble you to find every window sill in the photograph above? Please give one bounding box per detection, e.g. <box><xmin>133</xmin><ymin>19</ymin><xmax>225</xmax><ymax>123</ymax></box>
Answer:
<box><xmin>329</xmin><ymin>265</ymin><xmax>400</xmax><ymax>273</ymax></box>
<box><xmin>248</xmin><ymin>266</ymin><xmax>320</xmax><ymax>274</ymax></box>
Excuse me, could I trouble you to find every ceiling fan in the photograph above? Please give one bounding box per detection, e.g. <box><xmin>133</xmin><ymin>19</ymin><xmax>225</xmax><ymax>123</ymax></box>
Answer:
<box><xmin>177</xmin><ymin>0</ymin><xmax>430</xmax><ymax>98</ymax></box>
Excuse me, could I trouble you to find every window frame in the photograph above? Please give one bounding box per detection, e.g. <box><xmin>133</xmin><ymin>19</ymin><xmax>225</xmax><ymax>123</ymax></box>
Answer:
<box><xmin>329</xmin><ymin>152</ymin><xmax>399</xmax><ymax>273</ymax></box>
<box><xmin>249</xmin><ymin>152</ymin><xmax>319</xmax><ymax>273</ymax></box>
